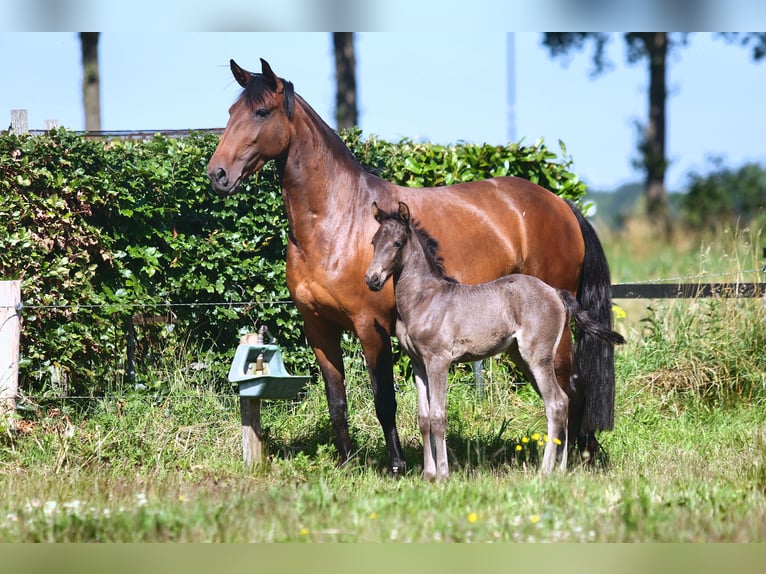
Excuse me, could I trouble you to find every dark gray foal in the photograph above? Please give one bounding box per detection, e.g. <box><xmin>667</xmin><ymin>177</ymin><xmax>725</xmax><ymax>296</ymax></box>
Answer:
<box><xmin>365</xmin><ymin>202</ymin><xmax>624</xmax><ymax>480</ymax></box>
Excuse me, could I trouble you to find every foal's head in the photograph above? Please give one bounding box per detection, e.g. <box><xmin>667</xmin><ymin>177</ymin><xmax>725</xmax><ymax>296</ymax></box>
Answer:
<box><xmin>365</xmin><ymin>202</ymin><xmax>411</xmax><ymax>292</ymax></box>
<box><xmin>365</xmin><ymin>201</ymin><xmax>455</xmax><ymax>292</ymax></box>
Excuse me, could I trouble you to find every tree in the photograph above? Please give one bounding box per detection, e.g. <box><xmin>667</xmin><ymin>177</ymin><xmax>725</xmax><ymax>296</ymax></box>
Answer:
<box><xmin>682</xmin><ymin>160</ymin><xmax>766</xmax><ymax>230</ymax></box>
<box><xmin>333</xmin><ymin>33</ymin><xmax>358</xmax><ymax>130</ymax></box>
<box><xmin>541</xmin><ymin>32</ymin><xmax>766</xmax><ymax>235</ymax></box>
<box><xmin>80</xmin><ymin>32</ymin><xmax>101</xmax><ymax>132</ymax></box>
<box><xmin>542</xmin><ymin>32</ymin><xmax>680</xmax><ymax>233</ymax></box>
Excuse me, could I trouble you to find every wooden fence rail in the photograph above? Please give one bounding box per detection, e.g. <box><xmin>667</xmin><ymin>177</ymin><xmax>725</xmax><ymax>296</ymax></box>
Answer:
<box><xmin>612</xmin><ymin>282</ymin><xmax>766</xmax><ymax>299</ymax></box>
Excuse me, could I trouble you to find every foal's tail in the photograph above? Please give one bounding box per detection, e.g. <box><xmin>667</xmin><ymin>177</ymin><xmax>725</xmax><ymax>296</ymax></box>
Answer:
<box><xmin>558</xmin><ymin>290</ymin><xmax>625</xmax><ymax>347</ymax></box>
<box><xmin>564</xmin><ymin>200</ymin><xmax>618</xmax><ymax>435</ymax></box>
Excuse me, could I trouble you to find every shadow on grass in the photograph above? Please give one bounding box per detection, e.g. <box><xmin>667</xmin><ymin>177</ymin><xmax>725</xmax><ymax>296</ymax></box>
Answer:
<box><xmin>260</xmin><ymin>418</ymin><xmax>610</xmax><ymax>477</ymax></box>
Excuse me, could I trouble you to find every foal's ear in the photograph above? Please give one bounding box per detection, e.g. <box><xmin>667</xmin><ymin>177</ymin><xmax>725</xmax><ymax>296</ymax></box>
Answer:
<box><xmin>230</xmin><ymin>59</ymin><xmax>252</xmax><ymax>88</ymax></box>
<box><xmin>371</xmin><ymin>202</ymin><xmax>382</xmax><ymax>222</ymax></box>
<box><xmin>398</xmin><ymin>202</ymin><xmax>411</xmax><ymax>222</ymax></box>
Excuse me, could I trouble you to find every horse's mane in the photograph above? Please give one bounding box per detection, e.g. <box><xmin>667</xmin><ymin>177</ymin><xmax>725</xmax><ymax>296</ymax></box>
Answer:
<box><xmin>242</xmin><ymin>73</ymin><xmax>295</xmax><ymax>120</ymax></box>
<box><xmin>242</xmin><ymin>72</ymin><xmax>385</xmax><ymax>176</ymax></box>
<box><xmin>378</xmin><ymin>209</ymin><xmax>457</xmax><ymax>283</ymax></box>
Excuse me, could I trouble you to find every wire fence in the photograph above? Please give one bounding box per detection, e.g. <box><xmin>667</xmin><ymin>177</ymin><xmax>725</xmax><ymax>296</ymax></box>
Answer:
<box><xmin>3</xmin><ymin>268</ymin><xmax>765</xmax><ymax>313</ymax></box>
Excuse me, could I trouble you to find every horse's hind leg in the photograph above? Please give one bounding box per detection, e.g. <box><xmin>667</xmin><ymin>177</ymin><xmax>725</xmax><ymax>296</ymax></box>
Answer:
<box><xmin>554</xmin><ymin>333</ymin><xmax>579</xmax><ymax>467</ymax></box>
<box><xmin>556</xmin><ymin>333</ymin><xmax>599</xmax><ymax>465</ymax></box>
<box><xmin>357</xmin><ymin>322</ymin><xmax>406</xmax><ymax>475</ymax></box>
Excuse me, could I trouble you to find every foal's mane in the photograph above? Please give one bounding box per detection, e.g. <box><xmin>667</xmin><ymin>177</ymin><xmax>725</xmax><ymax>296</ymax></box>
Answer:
<box><xmin>242</xmin><ymin>73</ymin><xmax>296</xmax><ymax>120</ymax></box>
<box><xmin>378</xmin><ymin>209</ymin><xmax>457</xmax><ymax>283</ymax></box>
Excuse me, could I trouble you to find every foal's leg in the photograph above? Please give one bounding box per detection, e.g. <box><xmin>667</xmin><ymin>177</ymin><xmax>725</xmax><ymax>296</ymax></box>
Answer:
<box><xmin>412</xmin><ymin>362</ymin><xmax>436</xmax><ymax>481</ymax></box>
<box><xmin>425</xmin><ymin>357</ymin><xmax>451</xmax><ymax>481</ymax></box>
<box><xmin>523</xmin><ymin>343</ymin><xmax>569</xmax><ymax>474</ymax></box>
<box><xmin>535</xmin><ymin>363</ymin><xmax>569</xmax><ymax>473</ymax></box>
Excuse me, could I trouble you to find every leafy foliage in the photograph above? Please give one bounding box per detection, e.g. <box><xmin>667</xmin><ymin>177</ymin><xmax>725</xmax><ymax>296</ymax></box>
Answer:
<box><xmin>0</xmin><ymin>128</ymin><xmax>584</xmax><ymax>396</ymax></box>
<box><xmin>681</xmin><ymin>161</ymin><xmax>766</xmax><ymax>230</ymax></box>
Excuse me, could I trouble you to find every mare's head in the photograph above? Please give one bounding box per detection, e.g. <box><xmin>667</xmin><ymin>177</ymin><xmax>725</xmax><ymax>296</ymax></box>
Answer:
<box><xmin>207</xmin><ymin>59</ymin><xmax>295</xmax><ymax>195</ymax></box>
<box><xmin>365</xmin><ymin>202</ymin><xmax>411</xmax><ymax>292</ymax></box>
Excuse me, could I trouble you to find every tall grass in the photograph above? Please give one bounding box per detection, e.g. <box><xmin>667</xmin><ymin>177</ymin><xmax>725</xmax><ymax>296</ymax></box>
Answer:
<box><xmin>1</xmin><ymin>221</ymin><xmax>765</xmax><ymax>542</ymax></box>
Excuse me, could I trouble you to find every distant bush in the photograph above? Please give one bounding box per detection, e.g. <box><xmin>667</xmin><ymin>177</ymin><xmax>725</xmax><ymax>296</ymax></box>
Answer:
<box><xmin>682</xmin><ymin>160</ymin><xmax>766</xmax><ymax>230</ymax></box>
<box><xmin>0</xmin><ymin>128</ymin><xmax>584</xmax><ymax>396</ymax></box>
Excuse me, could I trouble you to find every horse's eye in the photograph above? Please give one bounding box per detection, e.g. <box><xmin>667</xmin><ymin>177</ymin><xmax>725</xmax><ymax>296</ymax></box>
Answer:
<box><xmin>255</xmin><ymin>108</ymin><xmax>269</xmax><ymax>119</ymax></box>
<box><xmin>393</xmin><ymin>241</ymin><xmax>403</xmax><ymax>248</ymax></box>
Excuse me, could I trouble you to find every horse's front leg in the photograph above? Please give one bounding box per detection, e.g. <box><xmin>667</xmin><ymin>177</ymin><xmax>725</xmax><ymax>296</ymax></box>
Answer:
<box><xmin>302</xmin><ymin>317</ymin><xmax>353</xmax><ymax>466</ymax></box>
<box><xmin>358</xmin><ymin>322</ymin><xmax>405</xmax><ymax>475</ymax></box>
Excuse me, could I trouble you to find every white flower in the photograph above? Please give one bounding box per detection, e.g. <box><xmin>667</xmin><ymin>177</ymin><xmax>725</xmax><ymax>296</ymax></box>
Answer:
<box><xmin>43</xmin><ymin>500</ymin><xmax>58</xmax><ymax>518</ymax></box>
<box><xmin>63</xmin><ymin>500</ymin><xmax>83</xmax><ymax>514</ymax></box>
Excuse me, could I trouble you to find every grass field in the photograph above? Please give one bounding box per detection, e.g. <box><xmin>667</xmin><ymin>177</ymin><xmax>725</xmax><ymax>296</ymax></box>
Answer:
<box><xmin>1</xmin><ymin>220</ymin><xmax>764</xmax><ymax>542</ymax></box>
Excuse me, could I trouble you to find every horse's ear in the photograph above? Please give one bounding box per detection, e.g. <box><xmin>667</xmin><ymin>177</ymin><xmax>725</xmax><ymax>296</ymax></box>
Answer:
<box><xmin>398</xmin><ymin>202</ymin><xmax>410</xmax><ymax>222</ymax></box>
<box><xmin>230</xmin><ymin>59</ymin><xmax>252</xmax><ymax>88</ymax></box>
<box><xmin>372</xmin><ymin>202</ymin><xmax>381</xmax><ymax>222</ymax></box>
<box><xmin>260</xmin><ymin>58</ymin><xmax>282</xmax><ymax>92</ymax></box>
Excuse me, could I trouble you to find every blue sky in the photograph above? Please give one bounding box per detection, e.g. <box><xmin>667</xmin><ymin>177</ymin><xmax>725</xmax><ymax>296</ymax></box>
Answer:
<box><xmin>2</xmin><ymin>31</ymin><xmax>765</xmax><ymax>191</ymax></box>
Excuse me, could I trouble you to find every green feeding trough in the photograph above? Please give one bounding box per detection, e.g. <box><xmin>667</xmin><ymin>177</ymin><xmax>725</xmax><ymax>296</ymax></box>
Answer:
<box><xmin>230</xmin><ymin>327</ymin><xmax>312</xmax><ymax>468</ymax></box>
<box><xmin>228</xmin><ymin>342</ymin><xmax>311</xmax><ymax>400</ymax></box>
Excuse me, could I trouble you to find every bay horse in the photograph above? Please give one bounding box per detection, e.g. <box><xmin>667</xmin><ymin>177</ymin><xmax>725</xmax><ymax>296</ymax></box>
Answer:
<box><xmin>365</xmin><ymin>201</ymin><xmax>624</xmax><ymax>479</ymax></box>
<box><xmin>207</xmin><ymin>58</ymin><xmax>617</xmax><ymax>474</ymax></box>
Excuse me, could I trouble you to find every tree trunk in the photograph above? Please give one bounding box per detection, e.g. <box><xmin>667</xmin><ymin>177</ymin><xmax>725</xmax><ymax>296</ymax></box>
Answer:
<box><xmin>333</xmin><ymin>33</ymin><xmax>358</xmax><ymax>130</ymax></box>
<box><xmin>80</xmin><ymin>32</ymin><xmax>101</xmax><ymax>132</ymax></box>
<box><xmin>643</xmin><ymin>33</ymin><xmax>670</xmax><ymax>230</ymax></box>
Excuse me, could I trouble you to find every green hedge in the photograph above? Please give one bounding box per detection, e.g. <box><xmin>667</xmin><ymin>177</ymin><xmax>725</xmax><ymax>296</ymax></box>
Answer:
<box><xmin>0</xmin><ymin>128</ymin><xmax>585</xmax><ymax>396</ymax></box>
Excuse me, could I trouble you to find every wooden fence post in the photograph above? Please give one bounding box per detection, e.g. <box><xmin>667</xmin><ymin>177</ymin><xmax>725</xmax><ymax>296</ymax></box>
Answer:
<box><xmin>240</xmin><ymin>396</ymin><xmax>266</xmax><ymax>469</ymax></box>
<box><xmin>0</xmin><ymin>280</ymin><xmax>21</xmax><ymax>430</ymax></box>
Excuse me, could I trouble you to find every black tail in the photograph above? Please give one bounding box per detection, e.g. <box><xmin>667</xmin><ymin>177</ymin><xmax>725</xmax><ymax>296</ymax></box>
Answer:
<box><xmin>565</xmin><ymin>200</ymin><xmax>617</xmax><ymax>434</ymax></box>
<box><xmin>559</xmin><ymin>290</ymin><xmax>625</xmax><ymax>346</ymax></box>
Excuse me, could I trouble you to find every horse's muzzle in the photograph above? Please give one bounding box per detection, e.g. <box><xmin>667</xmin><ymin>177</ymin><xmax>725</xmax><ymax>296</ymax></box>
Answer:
<box><xmin>207</xmin><ymin>166</ymin><xmax>241</xmax><ymax>196</ymax></box>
